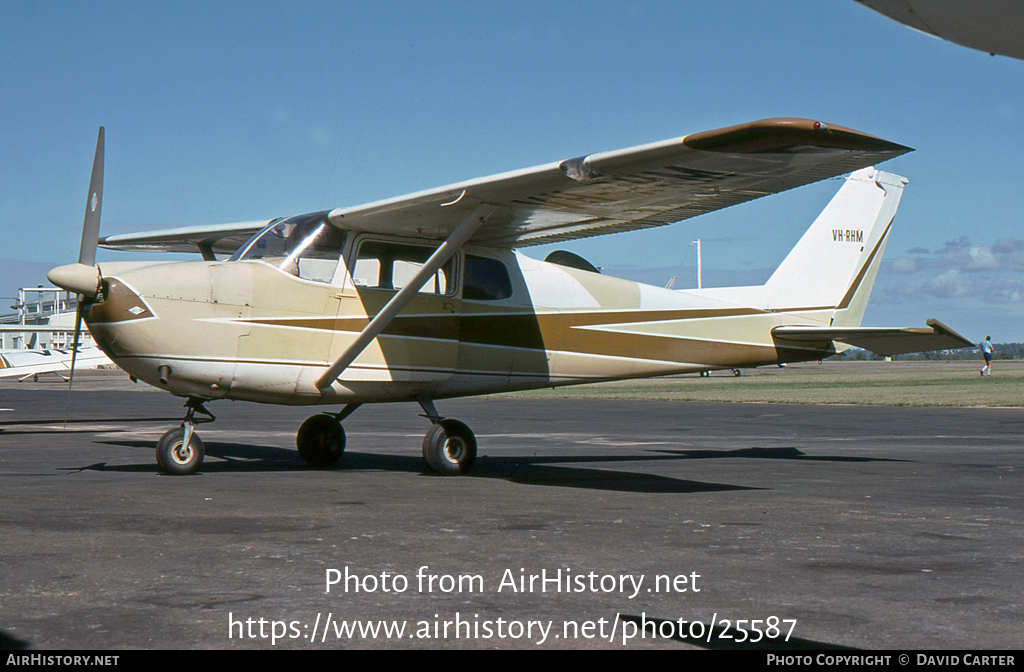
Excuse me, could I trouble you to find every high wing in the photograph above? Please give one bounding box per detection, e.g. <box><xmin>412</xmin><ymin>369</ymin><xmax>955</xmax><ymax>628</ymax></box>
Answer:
<box><xmin>98</xmin><ymin>118</ymin><xmax>910</xmax><ymax>254</ymax></box>
<box><xmin>772</xmin><ymin>319</ymin><xmax>974</xmax><ymax>357</ymax></box>
<box><xmin>99</xmin><ymin>220</ymin><xmax>272</xmax><ymax>257</ymax></box>
<box><xmin>326</xmin><ymin>118</ymin><xmax>911</xmax><ymax>246</ymax></box>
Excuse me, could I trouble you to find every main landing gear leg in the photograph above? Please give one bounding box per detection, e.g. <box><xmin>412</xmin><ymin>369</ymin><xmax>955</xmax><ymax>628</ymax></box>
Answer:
<box><xmin>416</xmin><ymin>396</ymin><xmax>477</xmax><ymax>476</ymax></box>
<box><xmin>296</xmin><ymin>403</ymin><xmax>361</xmax><ymax>468</ymax></box>
<box><xmin>156</xmin><ymin>397</ymin><xmax>215</xmax><ymax>476</ymax></box>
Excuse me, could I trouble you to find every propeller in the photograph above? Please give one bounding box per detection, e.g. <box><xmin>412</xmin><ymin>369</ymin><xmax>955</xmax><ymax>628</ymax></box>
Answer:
<box><xmin>79</xmin><ymin>126</ymin><xmax>104</xmax><ymax>267</ymax></box>
<box><xmin>50</xmin><ymin>127</ymin><xmax>104</xmax><ymax>409</ymax></box>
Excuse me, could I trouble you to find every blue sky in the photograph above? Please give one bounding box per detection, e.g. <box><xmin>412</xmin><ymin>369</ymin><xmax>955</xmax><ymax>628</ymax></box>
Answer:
<box><xmin>2</xmin><ymin>1</ymin><xmax>1023</xmax><ymax>340</ymax></box>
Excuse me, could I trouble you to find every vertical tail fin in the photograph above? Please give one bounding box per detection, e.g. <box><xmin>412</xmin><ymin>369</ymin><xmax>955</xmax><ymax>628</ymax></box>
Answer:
<box><xmin>764</xmin><ymin>167</ymin><xmax>905</xmax><ymax>326</ymax></box>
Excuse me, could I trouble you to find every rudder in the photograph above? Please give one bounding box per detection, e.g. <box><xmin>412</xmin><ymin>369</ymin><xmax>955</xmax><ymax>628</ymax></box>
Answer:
<box><xmin>764</xmin><ymin>167</ymin><xmax>905</xmax><ymax>327</ymax></box>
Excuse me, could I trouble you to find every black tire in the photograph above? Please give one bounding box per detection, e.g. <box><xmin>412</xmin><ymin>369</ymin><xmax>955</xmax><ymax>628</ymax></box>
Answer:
<box><xmin>296</xmin><ymin>414</ymin><xmax>345</xmax><ymax>468</ymax></box>
<box><xmin>155</xmin><ymin>426</ymin><xmax>205</xmax><ymax>475</ymax></box>
<box><xmin>422</xmin><ymin>419</ymin><xmax>477</xmax><ymax>475</ymax></box>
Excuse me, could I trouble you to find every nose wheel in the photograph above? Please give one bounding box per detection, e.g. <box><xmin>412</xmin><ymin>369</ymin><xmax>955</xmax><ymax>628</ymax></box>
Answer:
<box><xmin>155</xmin><ymin>398</ymin><xmax>214</xmax><ymax>475</ymax></box>
<box><xmin>156</xmin><ymin>425</ymin><xmax>205</xmax><ymax>475</ymax></box>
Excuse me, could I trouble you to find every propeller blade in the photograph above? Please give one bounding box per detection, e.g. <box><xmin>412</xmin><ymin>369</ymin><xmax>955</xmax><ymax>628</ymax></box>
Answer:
<box><xmin>79</xmin><ymin>127</ymin><xmax>104</xmax><ymax>267</ymax></box>
<box><xmin>63</xmin><ymin>303</ymin><xmax>84</xmax><ymax>427</ymax></box>
<box><xmin>65</xmin><ymin>126</ymin><xmax>104</xmax><ymax>425</ymax></box>
<box><xmin>68</xmin><ymin>303</ymin><xmax>83</xmax><ymax>388</ymax></box>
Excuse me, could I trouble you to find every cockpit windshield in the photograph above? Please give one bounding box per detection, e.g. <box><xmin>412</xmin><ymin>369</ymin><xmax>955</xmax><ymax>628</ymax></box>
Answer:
<box><xmin>229</xmin><ymin>211</ymin><xmax>347</xmax><ymax>283</ymax></box>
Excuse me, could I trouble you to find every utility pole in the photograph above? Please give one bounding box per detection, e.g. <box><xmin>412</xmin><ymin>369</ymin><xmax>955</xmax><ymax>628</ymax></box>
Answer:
<box><xmin>691</xmin><ymin>239</ymin><xmax>702</xmax><ymax>289</ymax></box>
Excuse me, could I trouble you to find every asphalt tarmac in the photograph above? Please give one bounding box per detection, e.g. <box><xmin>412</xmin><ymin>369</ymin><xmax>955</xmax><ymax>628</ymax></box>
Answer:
<box><xmin>1</xmin><ymin>371</ymin><xmax>1021</xmax><ymax>650</ymax></box>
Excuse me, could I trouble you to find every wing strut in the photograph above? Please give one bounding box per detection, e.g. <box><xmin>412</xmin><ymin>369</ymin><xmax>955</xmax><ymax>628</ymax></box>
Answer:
<box><xmin>314</xmin><ymin>203</ymin><xmax>495</xmax><ymax>390</ymax></box>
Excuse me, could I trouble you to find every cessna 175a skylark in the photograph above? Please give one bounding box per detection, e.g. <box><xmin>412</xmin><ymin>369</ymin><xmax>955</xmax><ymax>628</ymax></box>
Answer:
<box><xmin>47</xmin><ymin>120</ymin><xmax>971</xmax><ymax>476</ymax></box>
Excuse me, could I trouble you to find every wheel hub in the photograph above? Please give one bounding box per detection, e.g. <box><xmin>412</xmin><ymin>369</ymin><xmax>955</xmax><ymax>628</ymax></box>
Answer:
<box><xmin>442</xmin><ymin>436</ymin><xmax>467</xmax><ymax>463</ymax></box>
<box><xmin>171</xmin><ymin>441</ymin><xmax>193</xmax><ymax>464</ymax></box>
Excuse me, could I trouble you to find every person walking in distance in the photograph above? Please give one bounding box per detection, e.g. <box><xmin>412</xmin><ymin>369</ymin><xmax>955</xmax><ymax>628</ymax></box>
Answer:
<box><xmin>980</xmin><ymin>336</ymin><xmax>994</xmax><ymax>376</ymax></box>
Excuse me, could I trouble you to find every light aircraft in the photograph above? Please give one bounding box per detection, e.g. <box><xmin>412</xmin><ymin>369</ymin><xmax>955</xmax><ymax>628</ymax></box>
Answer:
<box><xmin>0</xmin><ymin>324</ymin><xmax>111</xmax><ymax>381</ymax></box>
<box><xmin>855</xmin><ymin>0</ymin><xmax>1024</xmax><ymax>61</ymax></box>
<box><xmin>0</xmin><ymin>343</ymin><xmax>110</xmax><ymax>382</ymax></box>
<box><xmin>47</xmin><ymin>120</ymin><xmax>972</xmax><ymax>476</ymax></box>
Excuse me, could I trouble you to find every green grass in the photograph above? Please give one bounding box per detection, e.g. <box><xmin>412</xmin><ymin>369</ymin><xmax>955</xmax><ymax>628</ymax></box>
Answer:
<box><xmin>494</xmin><ymin>361</ymin><xmax>1024</xmax><ymax>407</ymax></box>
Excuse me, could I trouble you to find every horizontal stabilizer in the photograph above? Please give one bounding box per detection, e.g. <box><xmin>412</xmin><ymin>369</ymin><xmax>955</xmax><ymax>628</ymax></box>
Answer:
<box><xmin>772</xmin><ymin>319</ymin><xmax>974</xmax><ymax>356</ymax></box>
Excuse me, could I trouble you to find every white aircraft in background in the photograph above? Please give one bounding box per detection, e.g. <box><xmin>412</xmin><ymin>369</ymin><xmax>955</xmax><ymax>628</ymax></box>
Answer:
<box><xmin>0</xmin><ymin>324</ymin><xmax>111</xmax><ymax>381</ymax></box>
<box><xmin>47</xmin><ymin>120</ymin><xmax>972</xmax><ymax>476</ymax></box>
<box><xmin>0</xmin><ymin>344</ymin><xmax>111</xmax><ymax>382</ymax></box>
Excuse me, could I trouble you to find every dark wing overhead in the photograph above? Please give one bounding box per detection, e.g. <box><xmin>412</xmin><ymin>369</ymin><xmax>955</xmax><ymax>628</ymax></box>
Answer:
<box><xmin>856</xmin><ymin>0</ymin><xmax>1024</xmax><ymax>61</ymax></box>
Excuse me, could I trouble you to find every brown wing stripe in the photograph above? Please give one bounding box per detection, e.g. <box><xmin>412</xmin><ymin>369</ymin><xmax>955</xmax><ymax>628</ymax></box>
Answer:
<box><xmin>684</xmin><ymin>118</ymin><xmax>913</xmax><ymax>155</ymax></box>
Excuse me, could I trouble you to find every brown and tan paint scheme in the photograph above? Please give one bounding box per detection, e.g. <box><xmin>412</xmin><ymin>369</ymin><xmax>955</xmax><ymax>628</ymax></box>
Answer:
<box><xmin>48</xmin><ymin>119</ymin><xmax>978</xmax><ymax>475</ymax></box>
<box><xmin>83</xmin><ymin>169</ymin><xmax>896</xmax><ymax>408</ymax></box>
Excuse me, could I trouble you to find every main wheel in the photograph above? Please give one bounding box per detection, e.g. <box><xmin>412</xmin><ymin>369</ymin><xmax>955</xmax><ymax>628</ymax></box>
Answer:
<box><xmin>156</xmin><ymin>426</ymin><xmax>205</xmax><ymax>475</ymax></box>
<box><xmin>422</xmin><ymin>419</ymin><xmax>477</xmax><ymax>476</ymax></box>
<box><xmin>297</xmin><ymin>414</ymin><xmax>345</xmax><ymax>468</ymax></box>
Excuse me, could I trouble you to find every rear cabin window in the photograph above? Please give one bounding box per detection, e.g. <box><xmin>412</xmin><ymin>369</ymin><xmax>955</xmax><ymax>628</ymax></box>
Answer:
<box><xmin>463</xmin><ymin>255</ymin><xmax>513</xmax><ymax>301</ymax></box>
<box><xmin>352</xmin><ymin>241</ymin><xmax>454</xmax><ymax>296</ymax></box>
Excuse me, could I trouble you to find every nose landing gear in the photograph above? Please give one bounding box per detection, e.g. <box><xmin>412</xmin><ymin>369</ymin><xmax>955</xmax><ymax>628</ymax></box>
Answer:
<box><xmin>155</xmin><ymin>397</ymin><xmax>215</xmax><ymax>475</ymax></box>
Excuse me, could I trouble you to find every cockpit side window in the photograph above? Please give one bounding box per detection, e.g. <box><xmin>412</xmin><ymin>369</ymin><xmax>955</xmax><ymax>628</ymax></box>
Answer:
<box><xmin>351</xmin><ymin>240</ymin><xmax>455</xmax><ymax>296</ymax></box>
<box><xmin>463</xmin><ymin>255</ymin><xmax>513</xmax><ymax>301</ymax></box>
<box><xmin>229</xmin><ymin>212</ymin><xmax>346</xmax><ymax>284</ymax></box>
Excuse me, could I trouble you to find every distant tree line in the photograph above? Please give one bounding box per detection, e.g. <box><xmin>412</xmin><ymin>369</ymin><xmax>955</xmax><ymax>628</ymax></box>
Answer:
<box><xmin>834</xmin><ymin>343</ymin><xmax>1024</xmax><ymax>362</ymax></box>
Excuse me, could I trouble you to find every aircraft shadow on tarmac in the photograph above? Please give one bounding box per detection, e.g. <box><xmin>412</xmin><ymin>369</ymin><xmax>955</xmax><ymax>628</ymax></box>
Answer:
<box><xmin>0</xmin><ymin>630</ymin><xmax>28</xmax><ymax>650</ymax></box>
<box><xmin>70</xmin><ymin>440</ymin><xmax>901</xmax><ymax>495</ymax></box>
<box><xmin>618</xmin><ymin>614</ymin><xmax>857</xmax><ymax>650</ymax></box>
<box><xmin>0</xmin><ymin>417</ymin><xmax>182</xmax><ymax>436</ymax></box>
<box><xmin>81</xmin><ymin>439</ymin><xmax>752</xmax><ymax>494</ymax></box>
<box><xmin>648</xmin><ymin>446</ymin><xmax>908</xmax><ymax>463</ymax></box>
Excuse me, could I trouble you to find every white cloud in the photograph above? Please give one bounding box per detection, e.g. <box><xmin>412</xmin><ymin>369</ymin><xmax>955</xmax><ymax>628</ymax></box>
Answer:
<box><xmin>967</xmin><ymin>245</ymin><xmax>999</xmax><ymax>270</ymax></box>
<box><xmin>924</xmin><ymin>269</ymin><xmax>972</xmax><ymax>298</ymax></box>
<box><xmin>888</xmin><ymin>236</ymin><xmax>1024</xmax><ymax>274</ymax></box>
<box><xmin>877</xmin><ymin>236</ymin><xmax>1024</xmax><ymax>305</ymax></box>
<box><xmin>889</xmin><ymin>256</ymin><xmax>919</xmax><ymax>273</ymax></box>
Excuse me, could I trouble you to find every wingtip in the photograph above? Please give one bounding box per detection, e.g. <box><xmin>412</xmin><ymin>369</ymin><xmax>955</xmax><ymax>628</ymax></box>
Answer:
<box><xmin>683</xmin><ymin>118</ymin><xmax>912</xmax><ymax>156</ymax></box>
